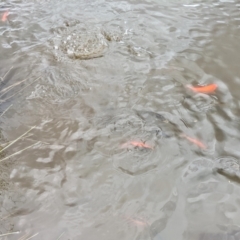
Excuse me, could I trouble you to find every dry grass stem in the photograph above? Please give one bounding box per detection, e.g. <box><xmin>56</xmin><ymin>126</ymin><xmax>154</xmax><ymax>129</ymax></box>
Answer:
<box><xmin>0</xmin><ymin>78</ymin><xmax>29</xmax><ymax>97</ymax></box>
<box><xmin>24</xmin><ymin>233</ymin><xmax>39</xmax><ymax>240</ymax></box>
<box><xmin>57</xmin><ymin>232</ymin><xmax>65</xmax><ymax>240</ymax></box>
<box><xmin>0</xmin><ymin>104</ymin><xmax>12</xmax><ymax>117</ymax></box>
<box><xmin>0</xmin><ymin>126</ymin><xmax>36</xmax><ymax>154</ymax></box>
<box><xmin>0</xmin><ymin>76</ymin><xmax>40</xmax><ymax>104</ymax></box>
<box><xmin>0</xmin><ymin>141</ymin><xmax>40</xmax><ymax>163</ymax></box>
<box><xmin>0</xmin><ymin>231</ymin><xmax>19</xmax><ymax>237</ymax></box>
<box><xmin>1</xmin><ymin>138</ymin><xmax>48</xmax><ymax>150</ymax></box>
<box><xmin>0</xmin><ymin>212</ymin><xmax>13</xmax><ymax>221</ymax></box>
<box><xmin>1</xmin><ymin>66</ymin><xmax>13</xmax><ymax>81</ymax></box>
<box><xmin>18</xmin><ymin>233</ymin><xmax>30</xmax><ymax>240</ymax></box>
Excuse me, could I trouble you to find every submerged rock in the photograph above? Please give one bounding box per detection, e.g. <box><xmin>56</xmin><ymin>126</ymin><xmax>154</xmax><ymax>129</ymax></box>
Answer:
<box><xmin>60</xmin><ymin>31</ymin><xmax>108</xmax><ymax>60</ymax></box>
<box><xmin>49</xmin><ymin>20</ymin><xmax>125</xmax><ymax>61</ymax></box>
<box><xmin>50</xmin><ymin>28</ymin><xmax>108</xmax><ymax>61</ymax></box>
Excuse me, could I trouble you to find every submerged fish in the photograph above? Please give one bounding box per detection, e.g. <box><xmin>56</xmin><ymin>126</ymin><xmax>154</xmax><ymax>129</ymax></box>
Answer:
<box><xmin>189</xmin><ymin>230</ymin><xmax>239</xmax><ymax>240</ymax></box>
<box><xmin>136</xmin><ymin>110</ymin><xmax>167</xmax><ymax>122</ymax></box>
<box><xmin>213</xmin><ymin>167</ymin><xmax>240</xmax><ymax>184</ymax></box>
<box><xmin>121</xmin><ymin>141</ymin><xmax>153</xmax><ymax>150</ymax></box>
<box><xmin>181</xmin><ymin>134</ymin><xmax>206</xmax><ymax>149</ymax></box>
<box><xmin>1</xmin><ymin>10</ymin><xmax>9</xmax><ymax>22</ymax></box>
<box><xmin>127</xmin><ymin>217</ymin><xmax>148</xmax><ymax>227</ymax></box>
<box><xmin>186</xmin><ymin>84</ymin><xmax>217</xmax><ymax>93</ymax></box>
<box><xmin>135</xmin><ymin>110</ymin><xmax>173</xmax><ymax>138</ymax></box>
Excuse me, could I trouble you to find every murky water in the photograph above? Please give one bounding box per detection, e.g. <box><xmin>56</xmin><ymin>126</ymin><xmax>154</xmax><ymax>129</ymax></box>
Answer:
<box><xmin>1</xmin><ymin>0</ymin><xmax>240</xmax><ymax>239</ymax></box>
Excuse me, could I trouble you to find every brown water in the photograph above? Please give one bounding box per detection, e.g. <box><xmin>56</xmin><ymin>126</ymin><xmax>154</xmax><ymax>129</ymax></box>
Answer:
<box><xmin>1</xmin><ymin>0</ymin><xmax>240</xmax><ymax>239</ymax></box>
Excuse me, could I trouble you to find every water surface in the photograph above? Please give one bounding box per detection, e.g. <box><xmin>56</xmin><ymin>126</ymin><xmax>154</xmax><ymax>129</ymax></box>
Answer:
<box><xmin>1</xmin><ymin>0</ymin><xmax>240</xmax><ymax>239</ymax></box>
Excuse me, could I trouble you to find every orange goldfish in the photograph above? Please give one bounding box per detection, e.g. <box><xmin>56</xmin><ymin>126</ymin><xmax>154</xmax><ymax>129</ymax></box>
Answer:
<box><xmin>121</xmin><ymin>141</ymin><xmax>153</xmax><ymax>150</ymax></box>
<box><xmin>127</xmin><ymin>217</ymin><xmax>148</xmax><ymax>227</ymax></box>
<box><xmin>186</xmin><ymin>83</ymin><xmax>217</xmax><ymax>93</ymax></box>
<box><xmin>182</xmin><ymin>134</ymin><xmax>206</xmax><ymax>149</ymax></box>
<box><xmin>1</xmin><ymin>10</ymin><xmax>9</xmax><ymax>22</ymax></box>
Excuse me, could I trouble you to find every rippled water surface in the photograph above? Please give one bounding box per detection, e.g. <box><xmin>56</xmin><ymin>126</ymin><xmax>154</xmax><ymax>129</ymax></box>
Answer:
<box><xmin>1</xmin><ymin>0</ymin><xmax>240</xmax><ymax>239</ymax></box>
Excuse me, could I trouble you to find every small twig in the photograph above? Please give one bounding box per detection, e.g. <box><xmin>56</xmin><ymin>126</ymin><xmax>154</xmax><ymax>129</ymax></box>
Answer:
<box><xmin>0</xmin><ymin>231</ymin><xmax>19</xmax><ymax>237</ymax></box>
<box><xmin>0</xmin><ymin>141</ymin><xmax>40</xmax><ymax>163</ymax></box>
<box><xmin>0</xmin><ymin>126</ymin><xmax>36</xmax><ymax>154</ymax></box>
<box><xmin>0</xmin><ymin>66</ymin><xmax>13</xmax><ymax>81</ymax></box>
<box><xmin>57</xmin><ymin>232</ymin><xmax>65</xmax><ymax>240</ymax></box>
<box><xmin>24</xmin><ymin>233</ymin><xmax>39</xmax><ymax>240</ymax></box>
<box><xmin>0</xmin><ymin>104</ymin><xmax>12</xmax><ymax>117</ymax></box>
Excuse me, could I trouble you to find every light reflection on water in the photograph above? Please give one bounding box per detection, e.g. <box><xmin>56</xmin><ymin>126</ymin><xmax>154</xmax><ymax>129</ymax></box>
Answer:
<box><xmin>1</xmin><ymin>0</ymin><xmax>240</xmax><ymax>239</ymax></box>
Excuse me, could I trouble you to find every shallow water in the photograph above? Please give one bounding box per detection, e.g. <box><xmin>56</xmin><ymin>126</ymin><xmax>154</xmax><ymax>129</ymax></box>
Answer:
<box><xmin>1</xmin><ymin>0</ymin><xmax>240</xmax><ymax>239</ymax></box>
